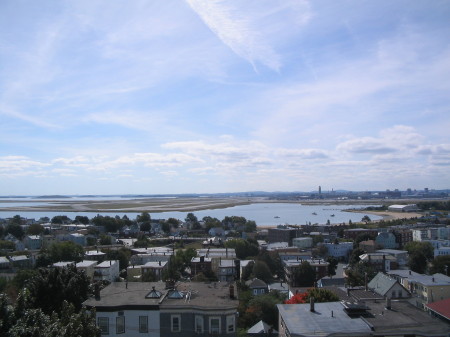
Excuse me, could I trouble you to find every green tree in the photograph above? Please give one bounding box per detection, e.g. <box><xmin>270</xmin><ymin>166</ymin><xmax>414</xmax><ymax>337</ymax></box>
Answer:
<box><xmin>10</xmin><ymin>215</ymin><xmax>23</xmax><ymax>226</ymax></box>
<box><xmin>361</xmin><ymin>215</ymin><xmax>371</xmax><ymax>223</ymax></box>
<box><xmin>166</xmin><ymin>218</ymin><xmax>180</xmax><ymax>228</ymax></box>
<box><xmin>26</xmin><ymin>224</ymin><xmax>44</xmax><ymax>236</ymax></box>
<box><xmin>241</xmin><ymin>261</ymin><xmax>255</xmax><ymax>281</ymax></box>
<box><xmin>252</xmin><ymin>261</ymin><xmax>272</xmax><ymax>283</ymax></box>
<box><xmin>5</xmin><ymin>224</ymin><xmax>24</xmax><ymax>240</ymax></box>
<box><xmin>241</xmin><ymin>291</ymin><xmax>286</xmax><ymax>329</ymax></box>
<box><xmin>0</xmin><ymin>240</ymin><xmax>15</xmax><ymax>251</ymax></box>
<box><xmin>349</xmin><ymin>248</ymin><xmax>365</xmax><ymax>266</ymax></box>
<box><xmin>326</xmin><ymin>256</ymin><xmax>338</xmax><ymax>277</ymax></box>
<box><xmin>404</xmin><ymin>241</ymin><xmax>434</xmax><ymax>260</ymax></box>
<box><xmin>345</xmin><ymin>261</ymin><xmax>376</xmax><ymax>287</ymax></box>
<box><xmin>161</xmin><ymin>222</ymin><xmax>171</xmax><ymax>234</ymax></box>
<box><xmin>51</xmin><ymin>215</ymin><xmax>71</xmax><ymax>224</ymax></box>
<box><xmin>104</xmin><ymin>248</ymin><xmax>131</xmax><ymax>270</ymax></box>
<box><xmin>74</xmin><ymin>216</ymin><xmax>90</xmax><ymax>225</ymax></box>
<box><xmin>225</xmin><ymin>239</ymin><xmax>258</xmax><ymax>259</ymax></box>
<box><xmin>99</xmin><ymin>234</ymin><xmax>112</xmax><ymax>245</ymax></box>
<box><xmin>49</xmin><ymin>241</ymin><xmax>84</xmax><ymax>263</ymax></box>
<box><xmin>25</xmin><ymin>265</ymin><xmax>90</xmax><ymax>315</ymax></box>
<box><xmin>430</xmin><ymin>255</ymin><xmax>450</xmax><ymax>275</ymax></box>
<box><xmin>293</xmin><ymin>261</ymin><xmax>316</xmax><ymax>287</ymax></box>
<box><xmin>408</xmin><ymin>252</ymin><xmax>427</xmax><ymax>274</ymax></box>
<box><xmin>244</xmin><ymin>220</ymin><xmax>256</xmax><ymax>233</ymax></box>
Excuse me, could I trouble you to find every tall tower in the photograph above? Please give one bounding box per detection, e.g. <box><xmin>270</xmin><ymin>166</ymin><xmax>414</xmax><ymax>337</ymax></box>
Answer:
<box><xmin>318</xmin><ymin>186</ymin><xmax>321</xmax><ymax>195</ymax></box>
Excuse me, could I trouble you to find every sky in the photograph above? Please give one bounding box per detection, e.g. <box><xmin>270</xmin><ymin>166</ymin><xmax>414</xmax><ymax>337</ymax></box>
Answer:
<box><xmin>1</xmin><ymin>0</ymin><xmax>450</xmax><ymax>195</ymax></box>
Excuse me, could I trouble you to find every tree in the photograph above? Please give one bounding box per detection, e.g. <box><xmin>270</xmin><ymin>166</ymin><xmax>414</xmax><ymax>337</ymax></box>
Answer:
<box><xmin>361</xmin><ymin>215</ymin><xmax>371</xmax><ymax>223</ymax></box>
<box><xmin>326</xmin><ymin>256</ymin><xmax>338</xmax><ymax>277</ymax></box>
<box><xmin>10</xmin><ymin>215</ymin><xmax>23</xmax><ymax>226</ymax></box>
<box><xmin>225</xmin><ymin>239</ymin><xmax>258</xmax><ymax>259</ymax></box>
<box><xmin>244</xmin><ymin>220</ymin><xmax>256</xmax><ymax>233</ymax></box>
<box><xmin>252</xmin><ymin>261</ymin><xmax>272</xmax><ymax>283</ymax></box>
<box><xmin>161</xmin><ymin>222</ymin><xmax>171</xmax><ymax>234</ymax></box>
<box><xmin>408</xmin><ymin>252</ymin><xmax>427</xmax><ymax>274</ymax></box>
<box><xmin>25</xmin><ymin>265</ymin><xmax>90</xmax><ymax>314</ymax></box>
<box><xmin>348</xmin><ymin>248</ymin><xmax>365</xmax><ymax>267</ymax></box>
<box><xmin>430</xmin><ymin>255</ymin><xmax>450</xmax><ymax>275</ymax></box>
<box><xmin>49</xmin><ymin>241</ymin><xmax>84</xmax><ymax>263</ymax></box>
<box><xmin>293</xmin><ymin>261</ymin><xmax>316</xmax><ymax>287</ymax></box>
<box><xmin>26</xmin><ymin>224</ymin><xmax>44</xmax><ymax>236</ymax></box>
<box><xmin>5</xmin><ymin>224</ymin><xmax>24</xmax><ymax>240</ymax></box>
<box><xmin>241</xmin><ymin>261</ymin><xmax>255</xmax><ymax>281</ymax></box>
<box><xmin>74</xmin><ymin>216</ymin><xmax>90</xmax><ymax>225</ymax></box>
<box><xmin>104</xmin><ymin>248</ymin><xmax>131</xmax><ymax>270</ymax></box>
<box><xmin>166</xmin><ymin>218</ymin><xmax>180</xmax><ymax>228</ymax></box>
<box><xmin>51</xmin><ymin>215</ymin><xmax>71</xmax><ymax>224</ymax></box>
<box><xmin>241</xmin><ymin>291</ymin><xmax>286</xmax><ymax>329</ymax></box>
<box><xmin>404</xmin><ymin>241</ymin><xmax>434</xmax><ymax>260</ymax></box>
<box><xmin>345</xmin><ymin>261</ymin><xmax>376</xmax><ymax>287</ymax></box>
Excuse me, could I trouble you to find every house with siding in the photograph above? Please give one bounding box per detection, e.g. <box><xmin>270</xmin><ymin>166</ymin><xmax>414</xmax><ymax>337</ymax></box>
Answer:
<box><xmin>93</xmin><ymin>260</ymin><xmax>120</xmax><ymax>283</ymax></box>
<box><xmin>83</xmin><ymin>281</ymin><xmax>238</xmax><ymax>337</ymax></box>
<box><xmin>368</xmin><ymin>272</ymin><xmax>410</xmax><ymax>298</ymax></box>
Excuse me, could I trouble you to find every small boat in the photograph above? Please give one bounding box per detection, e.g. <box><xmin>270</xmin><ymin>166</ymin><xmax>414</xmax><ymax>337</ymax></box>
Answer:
<box><xmin>312</xmin><ymin>212</ymin><xmax>317</xmax><ymax>215</ymax></box>
<box><xmin>274</xmin><ymin>216</ymin><xmax>280</xmax><ymax>218</ymax></box>
<box><xmin>330</xmin><ymin>214</ymin><xmax>335</xmax><ymax>217</ymax></box>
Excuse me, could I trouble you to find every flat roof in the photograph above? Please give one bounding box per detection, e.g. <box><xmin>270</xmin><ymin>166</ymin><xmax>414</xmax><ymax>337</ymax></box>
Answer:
<box><xmin>278</xmin><ymin>300</ymin><xmax>450</xmax><ymax>336</ymax></box>
<box><xmin>76</xmin><ymin>260</ymin><xmax>97</xmax><ymax>267</ymax></box>
<box><xmin>278</xmin><ymin>302</ymin><xmax>372</xmax><ymax>336</ymax></box>
<box><xmin>96</xmin><ymin>260</ymin><xmax>118</xmax><ymax>268</ymax></box>
<box><xmin>388</xmin><ymin>270</ymin><xmax>450</xmax><ymax>286</ymax></box>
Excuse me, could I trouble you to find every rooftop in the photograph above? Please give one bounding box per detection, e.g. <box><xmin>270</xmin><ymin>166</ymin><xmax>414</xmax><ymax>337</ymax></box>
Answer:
<box><xmin>278</xmin><ymin>300</ymin><xmax>450</xmax><ymax>336</ymax></box>
<box><xmin>388</xmin><ymin>270</ymin><xmax>450</xmax><ymax>286</ymax></box>
<box><xmin>83</xmin><ymin>281</ymin><xmax>238</xmax><ymax>311</ymax></box>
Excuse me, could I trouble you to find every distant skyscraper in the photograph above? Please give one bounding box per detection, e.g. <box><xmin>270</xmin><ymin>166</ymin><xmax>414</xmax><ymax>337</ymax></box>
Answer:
<box><xmin>318</xmin><ymin>186</ymin><xmax>321</xmax><ymax>195</ymax></box>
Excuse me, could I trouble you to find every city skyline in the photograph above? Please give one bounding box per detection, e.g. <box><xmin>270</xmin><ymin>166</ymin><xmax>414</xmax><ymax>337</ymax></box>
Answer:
<box><xmin>1</xmin><ymin>1</ymin><xmax>449</xmax><ymax>195</ymax></box>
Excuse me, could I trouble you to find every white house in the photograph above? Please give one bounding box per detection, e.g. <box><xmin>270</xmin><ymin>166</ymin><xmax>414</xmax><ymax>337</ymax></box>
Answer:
<box><xmin>323</xmin><ymin>242</ymin><xmax>353</xmax><ymax>258</ymax></box>
<box><xmin>93</xmin><ymin>260</ymin><xmax>120</xmax><ymax>282</ymax></box>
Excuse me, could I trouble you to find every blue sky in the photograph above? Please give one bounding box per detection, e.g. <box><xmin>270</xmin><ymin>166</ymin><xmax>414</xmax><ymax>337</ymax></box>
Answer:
<box><xmin>1</xmin><ymin>0</ymin><xmax>449</xmax><ymax>195</ymax></box>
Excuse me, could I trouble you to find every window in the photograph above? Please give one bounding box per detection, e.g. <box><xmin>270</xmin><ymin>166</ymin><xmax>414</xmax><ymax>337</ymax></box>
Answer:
<box><xmin>139</xmin><ymin>316</ymin><xmax>148</xmax><ymax>333</ymax></box>
<box><xmin>98</xmin><ymin>317</ymin><xmax>109</xmax><ymax>335</ymax></box>
<box><xmin>171</xmin><ymin>315</ymin><xmax>181</xmax><ymax>332</ymax></box>
<box><xmin>116</xmin><ymin>316</ymin><xmax>125</xmax><ymax>334</ymax></box>
<box><xmin>209</xmin><ymin>317</ymin><xmax>220</xmax><ymax>334</ymax></box>
<box><xmin>195</xmin><ymin>315</ymin><xmax>204</xmax><ymax>333</ymax></box>
<box><xmin>227</xmin><ymin>315</ymin><xmax>235</xmax><ymax>333</ymax></box>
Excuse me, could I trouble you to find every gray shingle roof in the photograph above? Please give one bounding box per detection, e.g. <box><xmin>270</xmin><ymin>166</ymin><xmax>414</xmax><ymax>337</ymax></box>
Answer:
<box><xmin>368</xmin><ymin>272</ymin><xmax>397</xmax><ymax>296</ymax></box>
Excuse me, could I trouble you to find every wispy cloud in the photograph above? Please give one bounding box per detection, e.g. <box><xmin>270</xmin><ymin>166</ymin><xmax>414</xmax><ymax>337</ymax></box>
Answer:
<box><xmin>186</xmin><ymin>0</ymin><xmax>283</xmax><ymax>71</ymax></box>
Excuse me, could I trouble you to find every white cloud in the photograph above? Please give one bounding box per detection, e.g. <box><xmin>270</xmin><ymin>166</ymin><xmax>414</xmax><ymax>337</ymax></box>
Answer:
<box><xmin>186</xmin><ymin>0</ymin><xmax>283</xmax><ymax>71</ymax></box>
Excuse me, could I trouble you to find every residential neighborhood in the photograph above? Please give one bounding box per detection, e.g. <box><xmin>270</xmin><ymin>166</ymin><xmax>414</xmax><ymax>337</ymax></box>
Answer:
<box><xmin>1</xmin><ymin>201</ymin><xmax>450</xmax><ymax>336</ymax></box>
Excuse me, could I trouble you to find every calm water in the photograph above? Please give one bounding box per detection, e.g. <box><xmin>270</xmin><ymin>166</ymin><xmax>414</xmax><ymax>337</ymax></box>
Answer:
<box><xmin>0</xmin><ymin>202</ymin><xmax>381</xmax><ymax>226</ymax></box>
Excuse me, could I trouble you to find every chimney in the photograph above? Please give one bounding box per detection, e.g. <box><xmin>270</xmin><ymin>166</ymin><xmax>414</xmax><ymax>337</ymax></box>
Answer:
<box><xmin>226</xmin><ymin>247</ymin><xmax>228</xmax><ymax>258</ymax></box>
<box><xmin>365</xmin><ymin>272</ymin><xmax>368</xmax><ymax>291</ymax></box>
<box><xmin>331</xmin><ymin>310</ymin><xmax>334</xmax><ymax>317</ymax></box>
<box><xmin>432</xmin><ymin>277</ymin><xmax>435</xmax><ymax>282</ymax></box>
<box><xmin>409</xmin><ymin>270</ymin><xmax>412</xmax><ymax>275</ymax></box>
<box><xmin>159</xmin><ymin>261</ymin><xmax>161</xmax><ymax>266</ymax></box>
<box><xmin>200</xmin><ymin>255</ymin><xmax>204</xmax><ymax>263</ymax></box>
<box><xmin>386</xmin><ymin>297</ymin><xmax>391</xmax><ymax>310</ymax></box>
<box><xmin>229</xmin><ymin>284</ymin><xmax>235</xmax><ymax>299</ymax></box>
<box><xmin>310</xmin><ymin>297</ymin><xmax>315</xmax><ymax>312</ymax></box>
<box><xmin>94</xmin><ymin>282</ymin><xmax>100</xmax><ymax>300</ymax></box>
